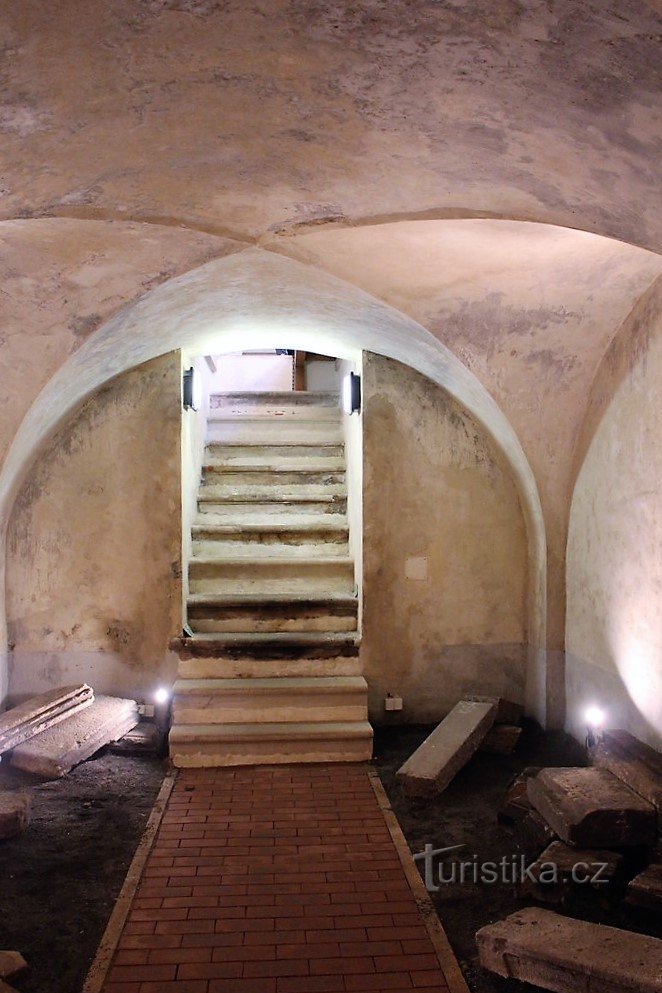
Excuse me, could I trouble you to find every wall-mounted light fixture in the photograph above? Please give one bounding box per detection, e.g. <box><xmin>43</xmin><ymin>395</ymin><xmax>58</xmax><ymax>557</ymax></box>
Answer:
<box><xmin>584</xmin><ymin>705</ymin><xmax>606</xmax><ymax>749</ymax></box>
<box><xmin>342</xmin><ymin>372</ymin><xmax>361</xmax><ymax>415</ymax></box>
<box><xmin>183</xmin><ymin>366</ymin><xmax>202</xmax><ymax>411</ymax></box>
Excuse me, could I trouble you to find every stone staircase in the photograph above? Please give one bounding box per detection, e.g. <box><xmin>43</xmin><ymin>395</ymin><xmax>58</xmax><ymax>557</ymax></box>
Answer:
<box><xmin>170</xmin><ymin>391</ymin><xmax>373</xmax><ymax>767</ymax></box>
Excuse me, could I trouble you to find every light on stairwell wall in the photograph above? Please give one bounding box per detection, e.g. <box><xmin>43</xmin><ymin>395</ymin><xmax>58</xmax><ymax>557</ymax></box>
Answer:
<box><xmin>342</xmin><ymin>372</ymin><xmax>361</xmax><ymax>414</ymax></box>
<box><xmin>183</xmin><ymin>367</ymin><xmax>202</xmax><ymax>411</ymax></box>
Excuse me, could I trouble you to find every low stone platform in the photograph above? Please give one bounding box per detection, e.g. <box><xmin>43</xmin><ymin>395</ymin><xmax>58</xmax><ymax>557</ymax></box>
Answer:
<box><xmin>527</xmin><ymin>767</ymin><xmax>656</xmax><ymax>847</ymax></box>
<box><xmin>477</xmin><ymin>907</ymin><xmax>662</xmax><ymax>992</ymax></box>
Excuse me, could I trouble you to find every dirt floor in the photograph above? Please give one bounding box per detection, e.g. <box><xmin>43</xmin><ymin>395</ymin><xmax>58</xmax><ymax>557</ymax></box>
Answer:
<box><xmin>0</xmin><ymin>751</ymin><xmax>165</xmax><ymax>993</ymax></box>
<box><xmin>0</xmin><ymin>725</ymin><xmax>659</xmax><ymax>993</ymax></box>
<box><xmin>374</xmin><ymin>720</ymin><xmax>661</xmax><ymax>992</ymax></box>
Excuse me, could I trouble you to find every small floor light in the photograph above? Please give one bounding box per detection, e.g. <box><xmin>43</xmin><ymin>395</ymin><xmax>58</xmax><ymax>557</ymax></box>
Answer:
<box><xmin>342</xmin><ymin>372</ymin><xmax>361</xmax><ymax>414</ymax></box>
<box><xmin>183</xmin><ymin>367</ymin><xmax>202</xmax><ymax>411</ymax></box>
<box><xmin>585</xmin><ymin>705</ymin><xmax>605</xmax><ymax>749</ymax></box>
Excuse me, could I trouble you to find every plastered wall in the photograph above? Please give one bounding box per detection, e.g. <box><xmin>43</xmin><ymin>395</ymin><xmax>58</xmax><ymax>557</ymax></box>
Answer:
<box><xmin>566</xmin><ymin>278</ymin><xmax>662</xmax><ymax>748</ymax></box>
<box><xmin>5</xmin><ymin>353</ymin><xmax>182</xmax><ymax>703</ymax></box>
<box><xmin>362</xmin><ymin>354</ymin><xmax>528</xmax><ymax>722</ymax></box>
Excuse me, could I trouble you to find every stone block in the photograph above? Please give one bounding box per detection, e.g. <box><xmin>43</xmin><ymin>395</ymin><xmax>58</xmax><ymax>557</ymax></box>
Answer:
<box><xmin>477</xmin><ymin>907</ymin><xmax>662</xmax><ymax>992</ymax></box>
<box><xmin>627</xmin><ymin>863</ymin><xmax>662</xmax><ymax>913</ymax></box>
<box><xmin>591</xmin><ymin>731</ymin><xmax>662</xmax><ymax>824</ymax></box>
<box><xmin>11</xmin><ymin>696</ymin><xmax>139</xmax><ymax>778</ymax></box>
<box><xmin>520</xmin><ymin>840</ymin><xmax>622</xmax><ymax>903</ymax></box>
<box><xmin>0</xmin><ymin>794</ymin><xmax>30</xmax><ymax>841</ymax></box>
<box><xmin>465</xmin><ymin>694</ymin><xmax>523</xmax><ymax>725</ymax></box>
<box><xmin>527</xmin><ymin>767</ymin><xmax>656</xmax><ymax>847</ymax></box>
<box><xmin>481</xmin><ymin>724</ymin><xmax>522</xmax><ymax>755</ymax></box>
<box><xmin>498</xmin><ymin>766</ymin><xmax>540</xmax><ymax>825</ymax></box>
<box><xmin>0</xmin><ymin>951</ymin><xmax>27</xmax><ymax>978</ymax></box>
<box><xmin>396</xmin><ymin>700</ymin><xmax>497</xmax><ymax>798</ymax></box>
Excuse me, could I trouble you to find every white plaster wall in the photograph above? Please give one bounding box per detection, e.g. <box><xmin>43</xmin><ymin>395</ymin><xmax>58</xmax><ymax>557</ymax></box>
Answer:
<box><xmin>566</xmin><ymin>282</ymin><xmax>662</xmax><ymax>748</ymax></box>
<box><xmin>362</xmin><ymin>354</ymin><xmax>527</xmax><ymax>722</ymax></box>
<box><xmin>339</xmin><ymin>356</ymin><xmax>364</xmax><ymax>631</ymax></box>
<box><xmin>6</xmin><ymin>354</ymin><xmax>182</xmax><ymax>704</ymax></box>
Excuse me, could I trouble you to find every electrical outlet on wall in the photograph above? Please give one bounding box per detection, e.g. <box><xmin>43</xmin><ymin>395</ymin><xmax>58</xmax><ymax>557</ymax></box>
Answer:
<box><xmin>384</xmin><ymin>695</ymin><xmax>403</xmax><ymax>712</ymax></box>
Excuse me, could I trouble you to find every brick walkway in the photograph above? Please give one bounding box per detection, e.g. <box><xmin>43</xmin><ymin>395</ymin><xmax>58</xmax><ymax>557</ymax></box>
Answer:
<box><xmin>102</xmin><ymin>764</ymin><xmax>458</xmax><ymax>993</ymax></box>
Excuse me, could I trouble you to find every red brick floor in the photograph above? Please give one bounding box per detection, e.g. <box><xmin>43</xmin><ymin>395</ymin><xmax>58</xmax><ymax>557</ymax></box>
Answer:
<box><xmin>102</xmin><ymin>764</ymin><xmax>453</xmax><ymax>993</ymax></box>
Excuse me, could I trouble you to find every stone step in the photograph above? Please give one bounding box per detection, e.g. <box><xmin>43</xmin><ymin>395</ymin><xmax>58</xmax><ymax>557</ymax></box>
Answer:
<box><xmin>210</xmin><ymin>391</ymin><xmax>340</xmax><ymax>409</ymax></box>
<box><xmin>477</xmin><ymin>907</ymin><xmax>662</xmax><ymax>993</ymax></box>
<box><xmin>396</xmin><ymin>700</ymin><xmax>497</xmax><ymax>798</ymax></box>
<box><xmin>186</xmin><ymin>592</ymin><xmax>358</xmax><ymax>633</ymax></box>
<box><xmin>191</xmin><ymin>521</ymin><xmax>349</xmax><ymax>542</ymax></box>
<box><xmin>198</xmin><ymin>482</ymin><xmax>346</xmax><ymax>502</ymax></box>
<box><xmin>173</xmin><ymin>631</ymin><xmax>360</xmax><ymax>659</ymax></box>
<box><xmin>191</xmin><ymin>538</ymin><xmax>349</xmax><ymax>560</ymax></box>
<box><xmin>195</xmin><ymin>510</ymin><xmax>348</xmax><ymax>529</ymax></box>
<box><xmin>202</xmin><ymin>467</ymin><xmax>346</xmax><ymax>486</ymax></box>
<box><xmin>204</xmin><ymin>454</ymin><xmax>346</xmax><ymax>472</ymax></box>
<box><xmin>206</xmin><ymin>420</ymin><xmax>343</xmax><ymax>446</ymax></box>
<box><xmin>198</xmin><ymin>498</ymin><xmax>348</xmax><ymax>518</ymax></box>
<box><xmin>169</xmin><ymin>720</ymin><xmax>374</xmax><ymax>768</ymax></box>
<box><xmin>527</xmin><ymin>767</ymin><xmax>657</xmax><ymax>847</ymax></box>
<box><xmin>205</xmin><ymin>443</ymin><xmax>344</xmax><ymax>458</ymax></box>
<box><xmin>178</xmin><ymin>655</ymin><xmax>363</xmax><ymax>679</ymax></box>
<box><xmin>590</xmin><ymin>729</ymin><xmax>662</xmax><ymax>824</ymax></box>
<box><xmin>188</xmin><ymin>556</ymin><xmax>355</xmax><ymax>595</ymax></box>
<box><xmin>172</xmin><ymin>675</ymin><xmax>368</xmax><ymax>724</ymax></box>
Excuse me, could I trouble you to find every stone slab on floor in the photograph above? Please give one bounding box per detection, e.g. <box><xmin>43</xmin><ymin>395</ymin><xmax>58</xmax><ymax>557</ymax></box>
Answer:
<box><xmin>0</xmin><ymin>684</ymin><xmax>93</xmax><ymax>754</ymax></box>
<box><xmin>498</xmin><ymin>766</ymin><xmax>540</xmax><ymax>825</ymax></box>
<box><xmin>477</xmin><ymin>907</ymin><xmax>662</xmax><ymax>992</ymax></box>
<box><xmin>11</xmin><ymin>696</ymin><xmax>139</xmax><ymax>779</ymax></box>
<box><xmin>480</xmin><ymin>724</ymin><xmax>522</xmax><ymax>755</ymax></box>
<box><xmin>591</xmin><ymin>730</ymin><xmax>662</xmax><ymax>821</ymax></box>
<box><xmin>0</xmin><ymin>951</ymin><xmax>26</xmax><ymax>978</ymax></box>
<box><xmin>527</xmin><ymin>767</ymin><xmax>657</xmax><ymax>847</ymax></box>
<box><xmin>0</xmin><ymin>794</ymin><xmax>30</xmax><ymax>840</ymax></box>
<box><xmin>627</xmin><ymin>863</ymin><xmax>662</xmax><ymax>912</ymax></box>
<box><xmin>520</xmin><ymin>840</ymin><xmax>622</xmax><ymax>902</ymax></box>
<box><xmin>465</xmin><ymin>694</ymin><xmax>523</xmax><ymax>725</ymax></box>
<box><xmin>397</xmin><ymin>699</ymin><xmax>497</xmax><ymax>797</ymax></box>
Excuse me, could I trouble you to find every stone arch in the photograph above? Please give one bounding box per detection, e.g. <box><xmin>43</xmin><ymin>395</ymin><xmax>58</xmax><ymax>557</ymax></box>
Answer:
<box><xmin>0</xmin><ymin>247</ymin><xmax>547</xmax><ymax>719</ymax></box>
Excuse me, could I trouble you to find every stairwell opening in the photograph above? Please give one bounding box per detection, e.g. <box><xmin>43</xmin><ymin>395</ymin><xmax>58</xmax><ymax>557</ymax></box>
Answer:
<box><xmin>173</xmin><ymin>346</ymin><xmax>370</xmax><ymax>766</ymax></box>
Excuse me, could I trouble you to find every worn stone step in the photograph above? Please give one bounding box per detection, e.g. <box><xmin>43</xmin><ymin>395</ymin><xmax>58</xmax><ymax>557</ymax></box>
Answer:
<box><xmin>204</xmin><ymin>455</ymin><xmax>346</xmax><ymax>473</ymax></box>
<box><xmin>169</xmin><ymin>720</ymin><xmax>373</xmax><ymax>768</ymax></box>
<box><xmin>198</xmin><ymin>498</ymin><xmax>348</xmax><ymax>518</ymax></box>
<box><xmin>191</xmin><ymin>522</ymin><xmax>349</xmax><ymax>542</ymax></box>
<box><xmin>187</xmin><ymin>592</ymin><xmax>358</xmax><ymax>633</ymax></box>
<box><xmin>191</xmin><ymin>540</ymin><xmax>349</xmax><ymax>560</ymax></box>
<box><xmin>194</xmin><ymin>510</ymin><xmax>348</xmax><ymax>530</ymax></box>
<box><xmin>205</xmin><ymin>443</ymin><xmax>344</xmax><ymax>458</ymax></box>
<box><xmin>177</xmin><ymin>655</ymin><xmax>363</xmax><ymax>679</ymax></box>
<box><xmin>199</xmin><ymin>481</ymin><xmax>346</xmax><ymax>502</ymax></box>
<box><xmin>527</xmin><ymin>767</ymin><xmax>657</xmax><ymax>847</ymax></box>
<box><xmin>173</xmin><ymin>675</ymin><xmax>368</xmax><ymax>724</ymax></box>
<box><xmin>173</xmin><ymin>631</ymin><xmax>360</xmax><ymax>660</ymax></box>
<box><xmin>210</xmin><ymin>391</ymin><xmax>340</xmax><ymax>409</ymax></box>
<box><xmin>202</xmin><ymin>468</ymin><xmax>346</xmax><ymax>487</ymax></box>
<box><xmin>207</xmin><ymin>420</ymin><xmax>344</xmax><ymax>446</ymax></box>
<box><xmin>477</xmin><ymin>907</ymin><xmax>662</xmax><ymax>992</ymax></box>
<box><xmin>188</xmin><ymin>556</ymin><xmax>355</xmax><ymax>595</ymax></box>
<box><xmin>397</xmin><ymin>700</ymin><xmax>497</xmax><ymax>797</ymax></box>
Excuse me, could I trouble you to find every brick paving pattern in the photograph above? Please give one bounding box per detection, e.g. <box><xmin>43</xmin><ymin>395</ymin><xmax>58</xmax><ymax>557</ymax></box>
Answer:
<box><xmin>102</xmin><ymin>764</ymin><xmax>452</xmax><ymax>992</ymax></box>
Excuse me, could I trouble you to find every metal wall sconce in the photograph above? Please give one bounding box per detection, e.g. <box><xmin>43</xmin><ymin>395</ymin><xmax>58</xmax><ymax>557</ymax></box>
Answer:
<box><xmin>342</xmin><ymin>372</ymin><xmax>361</xmax><ymax>415</ymax></box>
